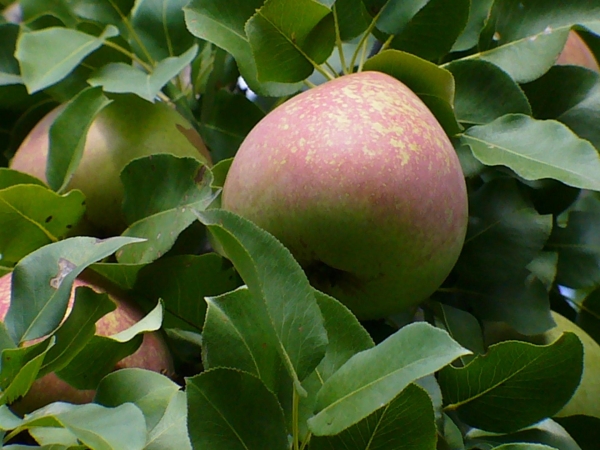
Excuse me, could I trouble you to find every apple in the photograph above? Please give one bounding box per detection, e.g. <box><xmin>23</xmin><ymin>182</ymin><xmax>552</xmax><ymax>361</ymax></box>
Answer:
<box><xmin>556</xmin><ymin>30</ymin><xmax>599</xmax><ymax>72</ymax></box>
<box><xmin>221</xmin><ymin>71</ymin><xmax>468</xmax><ymax>320</ymax></box>
<box><xmin>0</xmin><ymin>272</ymin><xmax>174</xmax><ymax>414</ymax></box>
<box><xmin>10</xmin><ymin>95</ymin><xmax>212</xmax><ymax>236</ymax></box>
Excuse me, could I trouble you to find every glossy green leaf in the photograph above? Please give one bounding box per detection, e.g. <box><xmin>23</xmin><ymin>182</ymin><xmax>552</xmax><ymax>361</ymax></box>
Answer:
<box><xmin>439</xmin><ymin>333</ymin><xmax>584</xmax><ymax>433</ymax></box>
<box><xmin>0</xmin><ymin>24</ymin><xmax>21</xmax><ymax>86</ymax></box>
<box><xmin>0</xmin><ymin>185</ymin><xmax>86</xmax><ymax>266</ymax></box>
<box><xmin>308</xmin><ymin>322</ymin><xmax>470</xmax><ymax>436</ymax></box>
<box><xmin>462</xmin><ymin>114</ymin><xmax>600</xmax><ymax>190</ymax></box>
<box><xmin>88</xmin><ymin>44</ymin><xmax>198</xmax><ymax>101</ymax></box>
<box><xmin>456</xmin><ymin>178</ymin><xmax>553</xmax><ymax>286</ymax></box>
<box><xmin>5</xmin><ymin>236</ymin><xmax>143</xmax><ymax>343</ymax></box>
<box><xmin>363</xmin><ymin>49</ymin><xmax>460</xmax><ymax>135</ymax></box>
<box><xmin>196</xmin><ymin>209</ymin><xmax>328</xmax><ymax>393</ymax></box>
<box><xmin>202</xmin><ymin>286</ymin><xmax>283</xmax><ymax>391</ymax></box>
<box><xmin>54</xmin><ymin>300</ymin><xmax>164</xmax><ymax>390</ymax></box>
<box><xmin>467</xmin><ymin>417</ymin><xmax>586</xmax><ymax>450</ymax></box>
<box><xmin>184</xmin><ymin>0</ymin><xmax>303</xmax><ymax>96</ymax></box>
<box><xmin>335</xmin><ymin>0</ymin><xmax>370</xmax><ymax>41</ymax></box>
<box><xmin>433</xmin><ymin>302</ymin><xmax>485</xmax><ymax>365</ymax></box>
<box><xmin>388</xmin><ymin>0</ymin><xmax>470</xmax><ymax>61</ymax></box>
<box><xmin>452</xmin><ymin>0</ymin><xmax>495</xmax><ymax>51</ymax></box>
<box><xmin>95</xmin><ymin>369</ymin><xmax>191</xmax><ymax>450</ymax></box>
<box><xmin>0</xmin><ymin>168</ymin><xmax>46</xmax><ymax>189</ymax></box>
<box><xmin>187</xmin><ymin>369</ymin><xmax>288</xmax><ymax>450</ymax></box>
<box><xmin>446</xmin><ymin>59</ymin><xmax>531</xmax><ymax>125</ymax></box>
<box><xmin>12</xmin><ymin>402</ymin><xmax>147</xmax><ymax>450</ymax></box>
<box><xmin>37</xmin><ymin>287</ymin><xmax>115</xmax><ymax>377</ymax></box>
<box><xmin>522</xmin><ymin>66</ymin><xmax>600</xmax><ymax>151</ymax></box>
<box><xmin>117</xmin><ymin>155</ymin><xmax>217</xmax><ymax>264</ymax></box>
<box><xmin>476</xmin><ymin>0</ymin><xmax>600</xmax><ymax>82</ymax></box>
<box><xmin>297</xmin><ymin>290</ymin><xmax>375</xmax><ymax>438</ymax></box>
<box><xmin>311</xmin><ymin>383</ymin><xmax>436</xmax><ymax>450</ymax></box>
<box><xmin>89</xmin><ymin>262</ymin><xmax>148</xmax><ymax>291</ymax></box>
<box><xmin>0</xmin><ymin>340</ymin><xmax>53</xmax><ymax>405</ymax></box>
<box><xmin>67</xmin><ymin>0</ymin><xmax>136</xmax><ymax>39</ymax></box>
<box><xmin>246</xmin><ymin>0</ymin><xmax>335</xmax><ymax>83</ymax></box>
<box><xmin>15</xmin><ymin>25</ymin><xmax>119</xmax><ymax>93</ymax></box>
<box><xmin>549</xmin><ymin>211</ymin><xmax>600</xmax><ymax>289</ymax></box>
<box><xmin>134</xmin><ymin>253</ymin><xmax>241</xmax><ymax>332</ymax></box>
<box><xmin>129</xmin><ymin>0</ymin><xmax>195</xmax><ymax>62</ymax></box>
<box><xmin>46</xmin><ymin>86</ymin><xmax>112</xmax><ymax>192</ymax></box>
<box><xmin>199</xmin><ymin>89</ymin><xmax>265</xmax><ymax>162</ymax></box>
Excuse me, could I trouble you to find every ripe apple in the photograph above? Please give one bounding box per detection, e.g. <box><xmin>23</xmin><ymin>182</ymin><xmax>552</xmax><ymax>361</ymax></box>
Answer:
<box><xmin>222</xmin><ymin>71</ymin><xmax>468</xmax><ymax>320</ymax></box>
<box><xmin>556</xmin><ymin>30</ymin><xmax>599</xmax><ymax>72</ymax></box>
<box><xmin>10</xmin><ymin>95</ymin><xmax>212</xmax><ymax>236</ymax></box>
<box><xmin>0</xmin><ymin>272</ymin><xmax>174</xmax><ymax>414</ymax></box>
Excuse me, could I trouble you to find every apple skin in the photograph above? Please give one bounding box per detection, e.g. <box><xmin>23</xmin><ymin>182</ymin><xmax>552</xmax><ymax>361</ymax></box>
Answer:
<box><xmin>556</xmin><ymin>30</ymin><xmax>599</xmax><ymax>72</ymax></box>
<box><xmin>10</xmin><ymin>95</ymin><xmax>212</xmax><ymax>236</ymax></box>
<box><xmin>0</xmin><ymin>272</ymin><xmax>174</xmax><ymax>415</ymax></box>
<box><xmin>222</xmin><ymin>71</ymin><xmax>468</xmax><ymax>320</ymax></box>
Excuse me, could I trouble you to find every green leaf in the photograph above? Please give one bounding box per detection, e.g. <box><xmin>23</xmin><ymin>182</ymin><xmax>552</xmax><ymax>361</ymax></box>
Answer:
<box><xmin>462</xmin><ymin>114</ymin><xmax>600</xmax><ymax>191</ymax></box>
<box><xmin>388</xmin><ymin>0</ymin><xmax>470</xmax><ymax>61</ymax></box>
<box><xmin>439</xmin><ymin>333</ymin><xmax>584</xmax><ymax>433</ymax></box>
<box><xmin>0</xmin><ymin>24</ymin><xmax>21</xmax><ymax>86</ymax></box>
<box><xmin>433</xmin><ymin>302</ymin><xmax>485</xmax><ymax>365</ymax></box>
<box><xmin>13</xmin><ymin>402</ymin><xmax>147</xmax><ymax>450</ymax></box>
<box><xmin>467</xmin><ymin>417</ymin><xmax>586</xmax><ymax>450</ymax></box>
<box><xmin>184</xmin><ymin>0</ymin><xmax>303</xmax><ymax>96</ymax></box>
<box><xmin>475</xmin><ymin>0</ymin><xmax>600</xmax><ymax>82</ymax></box>
<box><xmin>129</xmin><ymin>0</ymin><xmax>195</xmax><ymax>62</ymax></box>
<box><xmin>456</xmin><ymin>178</ymin><xmax>553</xmax><ymax>286</ymax></box>
<box><xmin>522</xmin><ymin>66</ymin><xmax>600</xmax><ymax>151</ymax></box>
<box><xmin>297</xmin><ymin>290</ymin><xmax>375</xmax><ymax>438</ymax></box>
<box><xmin>549</xmin><ymin>211</ymin><xmax>600</xmax><ymax>289</ymax></box>
<box><xmin>199</xmin><ymin>89</ymin><xmax>265</xmax><ymax>162</ymax></box>
<box><xmin>0</xmin><ymin>185</ymin><xmax>86</xmax><ymax>266</ymax></box>
<box><xmin>308</xmin><ymin>322</ymin><xmax>470</xmax><ymax>436</ymax></box>
<box><xmin>196</xmin><ymin>209</ymin><xmax>328</xmax><ymax>393</ymax></box>
<box><xmin>90</xmin><ymin>262</ymin><xmax>148</xmax><ymax>291</ymax></box>
<box><xmin>555</xmin><ymin>415</ymin><xmax>600</xmax><ymax>450</ymax></box>
<box><xmin>362</xmin><ymin>50</ymin><xmax>460</xmax><ymax>135</ymax></box>
<box><xmin>15</xmin><ymin>25</ymin><xmax>119</xmax><ymax>93</ymax></box>
<box><xmin>491</xmin><ymin>445</ymin><xmax>558</xmax><ymax>450</ymax></box>
<box><xmin>202</xmin><ymin>287</ymin><xmax>283</xmax><ymax>392</ymax></box>
<box><xmin>67</xmin><ymin>0</ymin><xmax>136</xmax><ymax>40</ymax></box>
<box><xmin>246</xmin><ymin>0</ymin><xmax>335</xmax><ymax>83</ymax></box>
<box><xmin>310</xmin><ymin>383</ymin><xmax>436</xmax><ymax>450</ymax></box>
<box><xmin>334</xmin><ymin>0</ymin><xmax>370</xmax><ymax>42</ymax></box>
<box><xmin>117</xmin><ymin>155</ymin><xmax>217</xmax><ymax>264</ymax></box>
<box><xmin>0</xmin><ymin>340</ymin><xmax>53</xmax><ymax>405</ymax></box>
<box><xmin>452</xmin><ymin>0</ymin><xmax>495</xmax><ymax>51</ymax></box>
<box><xmin>37</xmin><ymin>287</ymin><xmax>116</xmax><ymax>377</ymax></box>
<box><xmin>186</xmin><ymin>368</ymin><xmax>288</xmax><ymax>450</ymax></box>
<box><xmin>5</xmin><ymin>236</ymin><xmax>143</xmax><ymax>343</ymax></box>
<box><xmin>95</xmin><ymin>369</ymin><xmax>191</xmax><ymax>450</ymax></box>
<box><xmin>134</xmin><ymin>253</ymin><xmax>241</xmax><ymax>332</ymax></box>
<box><xmin>46</xmin><ymin>87</ymin><xmax>112</xmax><ymax>192</ymax></box>
<box><xmin>54</xmin><ymin>300</ymin><xmax>164</xmax><ymax>390</ymax></box>
<box><xmin>446</xmin><ymin>60</ymin><xmax>531</xmax><ymax>125</ymax></box>
<box><xmin>88</xmin><ymin>44</ymin><xmax>198</xmax><ymax>102</ymax></box>
<box><xmin>0</xmin><ymin>168</ymin><xmax>46</xmax><ymax>189</ymax></box>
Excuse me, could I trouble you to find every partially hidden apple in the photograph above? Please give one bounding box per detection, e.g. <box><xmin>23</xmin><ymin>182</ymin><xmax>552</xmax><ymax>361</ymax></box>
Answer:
<box><xmin>222</xmin><ymin>71</ymin><xmax>468</xmax><ymax>320</ymax></box>
<box><xmin>556</xmin><ymin>30</ymin><xmax>599</xmax><ymax>72</ymax></box>
<box><xmin>0</xmin><ymin>272</ymin><xmax>174</xmax><ymax>415</ymax></box>
<box><xmin>10</xmin><ymin>95</ymin><xmax>212</xmax><ymax>236</ymax></box>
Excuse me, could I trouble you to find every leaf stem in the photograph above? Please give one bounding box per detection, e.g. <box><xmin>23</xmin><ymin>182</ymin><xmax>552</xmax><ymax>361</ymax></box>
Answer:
<box><xmin>349</xmin><ymin>5</ymin><xmax>387</xmax><ymax>71</ymax></box>
<box><xmin>380</xmin><ymin>34</ymin><xmax>395</xmax><ymax>53</ymax></box>
<box><xmin>357</xmin><ymin>38</ymin><xmax>369</xmax><ymax>72</ymax></box>
<box><xmin>332</xmin><ymin>4</ymin><xmax>349</xmax><ymax>74</ymax></box>
<box><xmin>102</xmin><ymin>40</ymin><xmax>153</xmax><ymax>73</ymax></box>
<box><xmin>303</xmin><ymin>79</ymin><xmax>317</xmax><ymax>89</ymax></box>
<box><xmin>293</xmin><ymin>388</ymin><xmax>300</xmax><ymax>450</ymax></box>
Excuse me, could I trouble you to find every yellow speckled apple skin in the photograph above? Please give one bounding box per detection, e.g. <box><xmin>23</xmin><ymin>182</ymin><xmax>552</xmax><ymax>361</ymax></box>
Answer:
<box><xmin>0</xmin><ymin>273</ymin><xmax>173</xmax><ymax>414</ymax></box>
<box><xmin>222</xmin><ymin>71</ymin><xmax>468</xmax><ymax>319</ymax></box>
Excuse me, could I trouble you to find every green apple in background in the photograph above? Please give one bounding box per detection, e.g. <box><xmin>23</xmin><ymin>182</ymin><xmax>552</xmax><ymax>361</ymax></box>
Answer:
<box><xmin>0</xmin><ymin>272</ymin><xmax>174</xmax><ymax>415</ymax></box>
<box><xmin>10</xmin><ymin>95</ymin><xmax>212</xmax><ymax>236</ymax></box>
<box><xmin>222</xmin><ymin>71</ymin><xmax>468</xmax><ymax>320</ymax></box>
